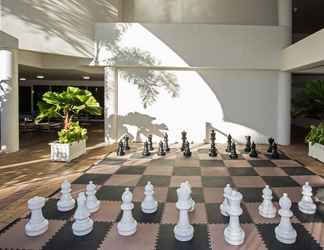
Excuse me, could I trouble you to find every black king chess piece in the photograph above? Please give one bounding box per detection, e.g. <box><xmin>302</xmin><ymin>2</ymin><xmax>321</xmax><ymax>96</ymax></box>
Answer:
<box><xmin>181</xmin><ymin>131</ymin><xmax>187</xmax><ymax>151</ymax></box>
<box><xmin>209</xmin><ymin>130</ymin><xmax>217</xmax><ymax>157</ymax></box>
<box><xmin>267</xmin><ymin>137</ymin><xmax>275</xmax><ymax>153</ymax></box>
<box><xmin>117</xmin><ymin>140</ymin><xmax>125</xmax><ymax>156</ymax></box>
<box><xmin>226</xmin><ymin>134</ymin><xmax>232</xmax><ymax>152</ymax></box>
<box><xmin>271</xmin><ymin>142</ymin><xmax>280</xmax><ymax>159</ymax></box>
<box><xmin>123</xmin><ymin>135</ymin><xmax>130</xmax><ymax>150</ymax></box>
<box><xmin>148</xmin><ymin>134</ymin><xmax>154</xmax><ymax>151</ymax></box>
<box><xmin>183</xmin><ymin>141</ymin><xmax>192</xmax><ymax>158</ymax></box>
<box><xmin>164</xmin><ymin>133</ymin><xmax>170</xmax><ymax>152</ymax></box>
<box><xmin>229</xmin><ymin>142</ymin><xmax>238</xmax><ymax>159</ymax></box>
<box><xmin>142</xmin><ymin>141</ymin><xmax>151</xmax><ymax>157</ymax></box>
<box><xmin>158</xmin><ymin>141</ymin><xmax>166</xmax><ymax>156</ymax></box>
<box><xmin>244</xmin><ymin>136</ymin><xmax>252</xmax><ymax>153</ymax></box>
<box><xmin>249</xmin><ymin>142</ymin><xmax>258</xmax><ymax>158</ymax></box>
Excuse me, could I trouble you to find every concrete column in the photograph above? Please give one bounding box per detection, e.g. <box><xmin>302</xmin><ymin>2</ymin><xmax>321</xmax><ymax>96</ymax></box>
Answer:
<box><xmin>104</xmin><ymin>66</ymin><xmax>119</xmax><ymax>144</ymax></box>
<box><xmin>0</xmin><ymin>49</ymin><xmax>19</xmax><ymax>152</ymax></box>
<box><xmin>278</xmin><ymin>0</ymin><xmax>292</xmax><ymax>43</ymax></box>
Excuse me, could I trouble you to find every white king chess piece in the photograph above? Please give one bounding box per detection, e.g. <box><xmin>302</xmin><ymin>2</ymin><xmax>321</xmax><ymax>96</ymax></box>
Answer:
<box><xmin>183</xmin><ymin>181</ymin><xmax>195</xmax><ymax>212</ymax></box>
<box><xmin>86</xmin><ymin>181</ymin><xmax>100</xmax><ymax>213</ymax></box>
<box><xmin>72</xmin><ymin>192</ymin><xmax>94</xmax><ymax>236</ymax></box>
<box><xmin>258</xmin><ymin>185</ymin><xmax>277</xmax><ymax>218</ymax></box>
<box><xmin>275</xmin><ymin>193</ymin><xmax>297</xmax><ymax>244</ymax></box>
<box><xmin>57</xmin><ymin>180</ymin><xmax>75</xmax><ymax>212</ymax></box>
<box><xmin>220</xmin><ymin>184</ymin><xmax>232</xmax><ymax>216</ymax></box>
<box><xmin>141</xmin><ymin>181</ymin><xmax>158</xmax><ymax>214</ymax></box>
<box><xmin>298</xmin><ymin>182</ymin><xmax>316</xmax><ymax>214</ymax></box>
<box><xmin>117</xmin><ymin>188</ymin><xmax>138</xmax><ymax>236</ymax></box>
<box><xmin>174</xmin><ymin>184</ymin><xmax>194</xmax><ymax>241</ymax></box>
<box><xmin>25</xmin><ymin>196</ymin><xmax>49</xmax><ymax>237</ymax></box>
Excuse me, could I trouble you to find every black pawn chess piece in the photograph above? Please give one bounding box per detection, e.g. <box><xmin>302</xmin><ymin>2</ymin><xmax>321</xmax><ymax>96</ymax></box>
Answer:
<box><xmin>164</xmin><ymin>133</ymin><xmax>170</xmax><ymax>152</ymax></box>
<box><xmin>183</xmin><ymin>141</ymin><xmax>192</xmax><ymax>158</ymax></box>
<box><xmin>158</xmin><ymin>141</ymin><xmax>166</xmax><ymax>156</ymax></box>
<box><xmin>209</xmin><ymin>143</ymin><xmax>218</xmax><ymax>157</ymax></box>
<box><xmin>244</xmin><ymin>136</ymin><xmax>251</xmax><ymax>153</ymax></box>
<box><xmin>267</xmin><ymin>137</ymin><xmax>275</xmax><ymax>153</ymax></box>
<box><xmin>181</xmin><ymin>131</ymin><xmax>187</xmax><ymax>152</ymax></box>
<box><xmin>249</xmin><ymin>142</ymin><xmax>258</xmax><ymax>158</ymax></box>
<box><xmin>271</xmin><ymin>142</ymin><xmax>280</xmax><ymax>159</ymax></box>
<box><xmin>123</xmin><ymin>135</ymin><xmax>130</xmax><ymax>150</ymax></box>
<box><xmin>117</xmin><ymin>140</ymin><xmax>125</xmax><ymax>156</ymax></box>
<box><xmin>229</xmin><ymin>142</ymin><xmax>238</xmax><ymax>159</ymax></box>
<box><xmin>142</xmin><ymin>141</ymin><xmax>151</xmax><ymax>157</ymax></box>
<box><xmin>148</xmin><ymin>135</ymin><xmax>154</xmax><ymax>151</ymax></box>
<box><xmin>226</xmin><ymin>134</ymin><xmax>232</xmax><ymax>152</ymax></box>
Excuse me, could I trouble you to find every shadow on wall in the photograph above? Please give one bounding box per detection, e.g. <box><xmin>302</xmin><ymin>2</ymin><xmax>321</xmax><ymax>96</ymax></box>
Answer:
<box><xmin>0</xmin><ymin>80</ymin><xmax>11</xmax><ymax>110</ymax></box>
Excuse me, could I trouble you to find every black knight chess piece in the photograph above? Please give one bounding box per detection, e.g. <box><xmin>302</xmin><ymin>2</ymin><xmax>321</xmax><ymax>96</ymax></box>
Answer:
<box><xmin>229</xmin><ymin>142</ymin><xmax>238</xmax><ymax>159</ymax></box>
<box><xmin>142</xmin><ymin>141</ymin><xmax>151</xmax><ymax>157</ymax></box>
<box><xmin>181</xmin><ymin>130</ymin><xmax>187</xmax><ymax>151</ymax></box>
<box><xmin>244</xmin><ymin>136</ymin><xmax>252</xmax><ymax>153</ymax></box>
<box><xmin>249</xmin><ymin>142</ymin><xmax>258</xmax><ymax>158</ymax></box>
<box><xmin>183</xmin><ymin>141</ymin><xmax>192</xmax><ymax>158</ymax></box>
<box><xmin>123</xmin><ymin>135</ymin><xmax>130</xmax><ymax>150</ymax></box>
<box><xmin>158</xmin><ymin>141</ymin><xmax>166</xmax><ymax>156</ymax></box>
<box><xmin>271</xmin><ymin>142</ymin><xmax>280</xmax><ymax>159</ymax></box>
<box><xmin>209</xmin><ymin>143</ymin><xmax>218</xmax><ymax>157</ymax></box>
<box><xmin>226</xmin><ymin>134</ymin><xmax>232</xmax><ymax>152</ymax></box>
<box><xmin>148</xmin><ymin>134</ymin><xmax>154</xmax><ymax>151</ymax></box>
<box><xmin>267</xmin><ymin>137</ymin><xmax>275</xmax><ymax>153</ymax></box>
<box><xmin>117</xmin><ymin>140</ymin><xmax>125</xmax><ymax>156</ymax></box>
<box><xmin>164</xmin><ymin>133</ymin><xmax>170</xmax><ymax>152</ymax></box>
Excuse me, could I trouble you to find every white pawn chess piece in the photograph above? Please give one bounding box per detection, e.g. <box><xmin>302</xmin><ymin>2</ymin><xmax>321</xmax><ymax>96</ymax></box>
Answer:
<box><xmin>117</xmin><ymin>188</ymin><xmax>138</xmax><ymax>236</ymax></box>
<box><xmin>174</xmin><ymin>184</ymin><xmax>194</xmax><ymax>241</ymax></box>
<box><xmin>25</xmin><ymin>196</ymin><xmax>49</xmax><ymax>237</ymax></box>
<box><xmin>224</xmin><ymin>190</ymin><xmax>245</xmax><ymax>246</ymax></box>
<box><xmin>298</xmin><ymin>182</ymin><xmax>316</xmax><ymax>214</ymax></box>
<box><xmin>220</xmin><ymin>184</ymin><xmax>232</xmax><ymax>216</ymax></box>
<box><xmin>57</xmin><ymin>180</ymin><xmax>75</xmax><ymax>212</ymax></box>
<box><xmin>141</xmin><ymin>181</ymin><xmax>158</xmax><ymax>214</ymax></box>
<box><xmin>183</xmin><ymin>181</ymin><xmax>195</xmax><ymax>212</ymax></box>
<box><xmin>258</xmin><ymin>185</ymin><xmax>277</xmax><ymax>218</ymax></box>
<box><xmin>72</xmin><ymin>192</ymin><xmax>94</xmax><ymax>236</ymax></box>
<box><xmin>275</xmin><ymin>193</ymin><xmax>297</xmax><ymax>244</ymax></box>
<box><xmin>86</xmin><ymin>181</ymin><xmax>100</xmax><ymax>213</ymax></box>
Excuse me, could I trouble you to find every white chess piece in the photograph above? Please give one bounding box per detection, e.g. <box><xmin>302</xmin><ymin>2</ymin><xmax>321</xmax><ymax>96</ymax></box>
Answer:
<box><xmin>141</xmin><ymin>181</ymin><xmax>158</xmax><ymax>214</ymax></box>
<box><xmin>25</xmin><ymin>196</ymin><xmax>49</xmax><ymax>237</ymax></box>
<box><xmin>57</xmin><ymin>180</ymin><xmax>75</xmax><ymax>212</ymax></box>
<box><xmin>86</xmin><ymin>181</ymin><xmax>100</xmax><ymax>213</ymax></box>
<box><xmin>183</xmin><ymin>181</ymin><xmax>195</xmax><ymax>212</ymax></box>
<box><xmin>224</xmin><ymin>190</ymin><xmax>245</xmax><ymax>246</ymax></box>
<box><xmin>220</xmin><ymin>184</ymin><xmax>232</xmax><ymax>216</ymax></box>
<box><xmin>72</xmin><ymin>192</ymin><xmax>94</xmax><ymax>236</ymax></box>
<box><xmin>275</xmin><ymin>193</ymin><xmax>297</xmax><ymax>244</ymax></box>
<box><xmin>174</xmin><ymin>184</ymin><xmax>194</xmax><ymax>241</ymax></box>
<box><xmin>117</xmin><ymin>188</ymin><xmax>138</xmax><ymax>236</ymax></box>
<box><xmin>298</xmin><ymin>182</ymin><xmax>316</xmax><ymax>215</ymax></box>
<box><xmin>258</xmin><ymin>185</ymin><xmax>277</xmax><ymax>218</ymax></box>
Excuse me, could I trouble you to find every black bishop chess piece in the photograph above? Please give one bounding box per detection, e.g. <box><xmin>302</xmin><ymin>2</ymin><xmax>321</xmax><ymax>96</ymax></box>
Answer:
<box><xmin>226</xmin><ymin>134</ymin><xmax>232</xmax><ymax>152</ymax></box>
<box><xmin>158</xmin><ymin>141</ymin><xmax>166</xmax><ymax>156</ymax></box>
<box><xmin>142</xmin><ymin>141</ymin><xmax>151</xmax><ymax>157</ymax></box>
<box><xmin>183</xmin><ymin>141</ymin><xmax>192</xmax><ymax>158</ymax></box>
<box><xmin>244</xmin><ymin>136</ymin><xmax>252</xmax><ymax>153</ymax></box>
<box><xmin>117</xmin><ymin>140</ymin><xmax>125</xmax><ymax>156</ymax></box>
<box><xmin>271</xmin><ymin>142</ymin><xmax>280</xmax><ymax>159</ymax></box>
<box><xmin>164</xmin><ymin>133</ymin><xmax>170</xmax><ymax>152</ymax></box>
<box><xmin>229</xmin><ymin>142</ymin><xmax>238</xmax><ymax>159</ymax></box>
<box><xmin>148</xmin><ymin>134</ymin><xmax>154</xmax><ymax>151</ymax></box>
<box><xmin>267</xmin><ymin>137</ymin><xmax>275</xmax><ymax>153</ymax></box>
<box><xmin>181</xmin><ymin>130</ymin><xmax>187</xmax><ymax>152</ymax></box>
<box><xmin>249</xmin><ymin>142</ymin><xmax>258</xmax><ymax>158</ymax></box>
<box><xmin>123</xmin><ymin>135</ymin><xmax>130</xmax><ymax>151</ymax></box>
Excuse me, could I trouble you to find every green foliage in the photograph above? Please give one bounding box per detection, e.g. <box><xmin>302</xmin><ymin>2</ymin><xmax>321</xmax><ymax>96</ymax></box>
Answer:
<box><xmin>58</xmin><ymin>122</ymin><xmax>87</xmax><ymax>144</ymax></box>
<box><xmin>306</xmin><ymin>123</ymin><xmax>324</xmax><ymax>145</ymax></box>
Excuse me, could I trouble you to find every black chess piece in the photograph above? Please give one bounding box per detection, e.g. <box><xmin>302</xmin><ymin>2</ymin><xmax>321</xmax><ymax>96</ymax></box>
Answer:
<box><xmin>267</xmin><ymin>137</ymin><xmax>275</xmax><ymax>153</ymax></box>
<box><xmin>148</xmin><ymin>134</ymin><xmax>154</xmax><ymax>151</ymax></box>
<box><xmin>229</xmin><ymin>142</ymin><xmax>238</xmax><ymax>159</ymax></box>
<box><xmin>142</xmin><ymin>141</ymin><xmax>151</xmax><ymax>157</ymax></box>
<box><xmin>181</xmin><ymin>130</ymin><xmax>187</xmax><ymax>151</ymax></box>
<box><xmin>226</xmin><ymin>134</ymin><xmax>232</xmax><ymax>152</ymax></box>
<box><xmin>117</xmin><ymin>140</ymin><xmax>125</xmax><ymax>156</ymax></box>
<box><xmin>244</xmin><ymin>136</ymin><xmax>251</xmax><ymax>153</ymax></box>
<box><xmin>164</xmin><ymin>133</ymin><xmax>170</xmax><ymax>152</ymax></box>
<box><xmin>123</xmin><ymin>135</ymin><xmax>130</xmax><ymax>150</ymax></box>
<box><xmin>183</xmin><ymin>141</ymin><xmax>192</xmax><ymax>158</ymax></box>
<box><xmin>210</xmin><ymin>130</ymin><xmax>216</xmax><ymax>143</ymax></box>
<box><xmin>209</xmin><ymin>142</ymin><xmax>218</xmax><ymax>157</ymax></box>
<box><xmin>249</xmin><ymin>142</ymin><xmax>258</xmax><ymax>158</ymax></box>
<box><xmin>158</xmin><ymin>141</ymin><xmax>166</xmax><ymax>156</ymax></box>
<box><xmin>271</xmin><ymin>142</ymin><xmax>280</xmax><ymax>159</ymax></box>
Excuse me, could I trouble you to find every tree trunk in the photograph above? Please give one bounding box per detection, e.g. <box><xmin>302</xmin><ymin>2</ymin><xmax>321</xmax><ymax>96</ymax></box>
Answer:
<box><xmin>64</xmin><ymin>111</ymin><xmax>69</xmax><ymax>130</ymax></box>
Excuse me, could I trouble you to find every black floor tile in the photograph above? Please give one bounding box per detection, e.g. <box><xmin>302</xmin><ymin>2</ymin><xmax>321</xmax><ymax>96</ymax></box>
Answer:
<box><xmin>72</xmin><ymin>174</ymin><xmax>111</xmax><ymax>185</ymax></box>
<box><xmin>221</xmin><ymin>154</ymin><xmax>244</xmax><ymax>160</ymax></box>
<box><xmin>262</xmin><ymin>176</ymin><xmax>300</xmax><ymax>187</ymax></box>
<box><xmin>115</xmin><ymin>165</ymin><xmax>147</xmax><ymax>175</ymax></box>
<box><xmin>42</xmin><ymin>199</ymin><xmax>75</xmax><ymax>220</ymax></box>
<box><xmin>201</xmin><ymin>176</ymin><xmax>233</xmax><ymax>187</ymax></box>
<box><xmin>206</xmin><ymin>203</ymin><xmax>252</xmax><ymax>224</ymax></box>
<box><xmin>228</xmin><ymin>168</ymin><xmax>258</xmax><ymax>176</ymax></box>
<box><xmin>281</xmin><ymin>167</ymin><xmax>316</xmax><ymax>176</ymax></box>
<box><xmin>167</xmin><ymin>187</ymin><xmax>204</xmax><ymax>202</ymax></box>
<box><xmin>96</xmin><ymin>186</ymin><xmax>133</xmax><ymax>201</ymax></box>
<box><xmin>200</xmin><ymin>160</ymin><xmax>225</xmax><ymax>167</ymax></box>
<box><xmin>137</xmin><ymin>175</ymin><xmax>171</xmax><ymax>187</ymax></box>
<box><xmin>237</xmin><ymin>188</ymin><xmax>279</xmax><ymax>203</ymax></box>
<box><xmin>291</xmin><ymin>202</ymin><xmax>324</xmax><ymax>223</ymax></box>
<box><xmin>249</xmin><ymin>160</ymin><xmax>276</xmax><ymax>167</ymax></box>
<box><xmin>173</xmin><ymin>167</ymin><xmax>201</xmax><ymax>176</ymax></box>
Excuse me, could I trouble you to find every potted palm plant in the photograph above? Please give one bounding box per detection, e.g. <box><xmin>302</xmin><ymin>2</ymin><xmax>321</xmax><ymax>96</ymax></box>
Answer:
<box><xmin>35</xmin><ymin>87</ymin><xmax>102</xmax><ymax>162</ymax></box>
<box><xmin>306</xmin><ymin>123</ymin><xmax>324</xmax><ymax>162</ymax></box>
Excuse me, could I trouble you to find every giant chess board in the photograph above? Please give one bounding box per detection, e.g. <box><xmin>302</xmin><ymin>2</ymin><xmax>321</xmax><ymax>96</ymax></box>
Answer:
<box><xmin>1</xmin><ymin>144</ymin><xmax>324</xmax><ymax>250</ymax></box>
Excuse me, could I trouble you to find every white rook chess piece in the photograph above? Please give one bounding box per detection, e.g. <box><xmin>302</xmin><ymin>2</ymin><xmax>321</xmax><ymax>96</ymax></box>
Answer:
<box><xmin>174</xmin><ymin>184</ymin><xmax>194</xmax><ymax>241</ymax></box>
<box><xmin>117</xmin><ymin>188</ymin><xmax>137</xmax><ymax>236</ymax></box>
<box><xmin>72</xmin><ymin>192</ymin><xmax>94</xmax><ymax>236</ymax></box>
<box><xmin>275</xmin><ymin>193</ymin><xmax>297</xmax><ymax>244</ymax></box>
<box><xmin>183</xmin><ymin>181</ymin><xmax>195</xmax><ymax>212</ymax></box>
<box><xmin>220</xmin><ymin>184</ymin><xmax>232</xmax><ymax>216</ymax></box>
<box><xmin>298</xmin><ymin>182</ymin><xmax>316</xmax><ymax>215</ymax></box>
<box><xmin>25</xmin><ymin>196</ymin><xmax>49</xmax><ymax>237</ymax></box>
<box><xmin>57</xmin><ymin>180</ymin><xmax>75</xmax><ymax>212</ymax></box>
<box><xmin>258</xmin><ymin>185</ymin><xmax>277</xmax><ymax>218</ymax></box>
<box><xmin>141</xmin><ymin>181</ymin><xmax>158</xmax><ymax>214</ymax></box>
<box><xmin>224</xmin><ymin>190</ymin><xmax>245</xmax><ymax>246</ymax></box>
<box><xmin>86</xmin><ymin>181</ymin><xmax>100</xmax><ymax>213</ymax></box>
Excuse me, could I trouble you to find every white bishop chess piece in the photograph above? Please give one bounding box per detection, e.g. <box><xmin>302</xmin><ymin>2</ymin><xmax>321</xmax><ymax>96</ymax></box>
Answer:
<box><xmin>220</xmin><ymin>184</ymin><xmax>232</xmax><ymax>216</ymax></box>
<box><xmin>57</xmin><ymin>180</ymin><xmax>75</xmax><ymax>212</ymax></box>
<box><xmin>72</xmin><ymin>192</ymin><xmax>94</xmax><ymax>236</ymax></box>
<box><xmin>298</xmin><ymin>182</ymin><xmax>316</xmax><ymax>215</ymax></box>
<box><xmin>183</xmin><ymin>181</ymin><xmax>195</xmax><ymax>212</ymax></box>
<box><xmin>258</xmin><ymin>185</ymin><xmax>277</xmax><ymax>218</ymax></box>
<box><xmin>86</xmin><ymin>181</ymin><xmax>100</xmax><ymax>213</ymax></box>
<box><xmin>25</xmin><ymin>196</ymin><xmax>49</xmax><ymax>237</ymax></box>
<box><xmin>275</xmin><ymin>193</ymin><xmax>297</xmax><ymax>244</ymax></box>
<box><xmin>141</xmin><ymin>181</ymin><xmax>158</xmax><ymax>214</ymax></box>
<box><xmin>224</xmin><ymin>190</ymin><xmax>245</xmax><ymax>246</ymax></box>
<box><xmin>117</xmin><ymin>188</ymin><xmax>137</xmax><ymax>236</ymax></box>
<box><xmin>174</xmin><ymin>184</ymin><xmax>194</xmax><ymax>241</ymax></box>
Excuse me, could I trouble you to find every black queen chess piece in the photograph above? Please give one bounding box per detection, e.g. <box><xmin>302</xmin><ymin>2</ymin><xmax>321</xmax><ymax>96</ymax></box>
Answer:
<box><xmin>244</xmin><ymin>136</ymin><xmax>252</xmax><ymax>153</ymax></box>
<box><xmin>249</xmin><ymin>142</ymin><xmax>258</xmax><ymax>158</ymax></box>
<box><xmin>117</xmin><ymin>140</ymin><xmax>125</xmax><ymax>156</ymax></box>
<box><xmin>271</xmin><ymin>142</ymin><xmax>280</xmax><ymax>159</ymax></box>
<box><xmin>267</xmin><ymin>137</ymin><xmax>275</xmax><ymax>153</ymax></box>
<box><xmin>164</xmin><ymin>133</ymin><xmax>170</xmax><ymax>152</ymax></box>
<box><xmin>123</xmin><ymin>135</ymin><xmax>130</xmax><ymax>151</ymax></box>
<box><xmin>226</xmin><ymin>134</ymin><xmax>232</xmax><ymax>152</ymax></box>
<box><xmin>229</xmin><ymin>142</ymin><xmax>238</xmax><ymax>159</ymax></box>
<box><xmin>142</xmin><ymin>141</ymin><xmax>151</xmax><ymax>157</ymax></box>
<box><xmin>181</xmin><ymin>130</ymin><xmax>187</xmax><ymax>152</ymax></box>
<box><xmin>183</xmin><ymin>141</ymin><xmax>192</xmax><ymax>158</ymax></box>
<box><xmin>158</xmin><ymin>141</ymin><xmax>166</xmax><ymax>156</ymax></box>
<box><xmin>148</xmin><ymin>134</ymin><xmax>154</xmax><ymax>151</ymax></box>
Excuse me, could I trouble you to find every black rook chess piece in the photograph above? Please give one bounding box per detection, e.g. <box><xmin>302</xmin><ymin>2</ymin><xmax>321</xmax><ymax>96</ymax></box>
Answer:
<box><xmin>183</xmin><ymin>141</ymin><xmax>192</xmax><ymax>158</ymax></box>
<box><xmin>271</xmin><ymin>142</ymin><xmax>280</xmax><ymax>159</ymax></box>
<box><xmin>123</xmin><ymin>135</ymin><xmax>130</xmax><ymax>150</ymax></box>
<box><xmin>229</xmin><ymin>142</ymin><xmax>238</xmax><ymax>159</ymax></box>
<box><xmin>142</xmin><ymin>141</ymin><xmax>151</xmax><ymax>157</ymax></box>
<box><xmin>148</xmin><ymin>135</ymin><xmax>154</xmax><ymax>151</ymax></box>
<box><xmin>209</xmin><ymin>143</ymin><xmax>218</xmax><ymax>157</ymax></box>
<box><xmin>117</xmin><ymin>140</ymin><xmax>125</xmax><ymax>156</ymax></box>
<box><xmin>249</xmin><ymin>142</ymin><xmax>258</xmax><ymax>158</ymax></box>
<box><xmin>226</xmin><ymin>134</ymin><xmax>232</xmax><ymax>152</ymax></box>
<box><xmin>164</xmin><ymin>133</ymin><xmax>170</xmax><ymax>152</ymax></box>
<box><xmin>267</xmin><ymin>138</ymin><xmax>275</xmax><ymax>153</ymax></box>
<box><xmin>158</xmin><ymin>141</ymin><xmax>166</xmax><ymax>156</ymax></box>
<box><xmin>244</xmin><ymin>136</ymin><xmax>252</xmax><ymax>153</ymax></box>
<box><xmin>181</xmin><ymin>131</ymin><xmax>187</xmax><ymax>151</ymax></box>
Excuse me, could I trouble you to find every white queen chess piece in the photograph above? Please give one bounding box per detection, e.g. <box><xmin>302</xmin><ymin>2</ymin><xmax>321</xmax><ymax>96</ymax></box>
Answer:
<box><xmin>258</xmin><ymin>185</ymin><xmax>277</xmax><ymax>218</ymax></box>
<box><xmin>224</xmin><ymin>190</ymin><xmax>245</xmax><ymax>246</ymax></box>
<box><xmin>117</xmin><ymin>188</ymin><xmax>138</xmax><ymax>236</ymax></box>
<box><xmin>86</xmin><ymin>181</ymin><xmax>100</xmax><ymax>213</ymax></box>
<box><xmin>72</xmin><ymin>192</ymin><xmax>94</xmax><ymax>236</ymax></box>
<box><xmin>141</xmin><ymin>181</ymin><xmax>158</xmax><ymax>214</ymax></box>
<box><xmin>275</xmin><ymin>193</ymin><xmax>297</xmax><ymax>244</ymax></box>
<box><xmin>298</xmin><ymin>182</ymin><xmax>316</xmax><ymax>215</ymax></box>
<box><xmin>183</xmin><ymin>181</ymin><xmax>195</xmax><ymax>212</ymax></box>
<box><xmin>220</xmin><ymin>184</ymin><xmax>232</xmax><ymax>216</ymax></box>
<box><xmin>25</xmin><ymin>196</ymin><xmax>49</xmax><ymax>237</ymax></box>
<box><xmin>57</xmin><ymin>180</ymin><xmax>75</xmax><ymax>212</ymax></box>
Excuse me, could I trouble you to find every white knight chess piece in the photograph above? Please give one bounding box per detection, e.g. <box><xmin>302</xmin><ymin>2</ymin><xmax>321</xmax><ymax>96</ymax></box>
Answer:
<box><xmin>183</xmin><ymin>181</ymin><xmax>195</xmax><ymax>212</ymax></box>
<box><xmin>298</xmin><ymin>182</ymin><xmax>316</xmax><ymax>215</ymax></box>
<box><xmin>220</xmin><ymin>184</ymin><xmax>232</xmax><ymax>216</ymax></box>
<box><xmin>117</xmin><ymin>188</ymin><xmax>137</xmax><ymax>236</ymax></box>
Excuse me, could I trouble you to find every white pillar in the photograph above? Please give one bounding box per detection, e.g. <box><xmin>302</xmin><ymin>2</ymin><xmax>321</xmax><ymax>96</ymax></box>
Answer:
<box><xmin>278</xmin><ymin>0</ymin><xmax>292</xmax><ymax>44</ymax></box>
<box><xmin>104</xmin><ymin>67</ymin><xmax>118</xmax><ymax>144</ymax></box>
<box><xmin>0</xmin><ymin>49</ymin><xmax>19</xmax><ymax>152</ymax></box>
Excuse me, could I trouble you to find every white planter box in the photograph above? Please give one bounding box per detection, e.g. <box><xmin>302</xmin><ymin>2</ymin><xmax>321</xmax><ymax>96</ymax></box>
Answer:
<box><xmin>309</xmin><ymin>142</ymin><xmax>324</xmax><ymax>163</ymax></box>
<box><xmin>50</xmin><ymin>140</ymin><xmax>86</xmax><ymax>162</ymax></box>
